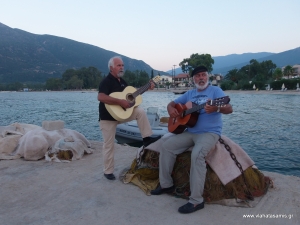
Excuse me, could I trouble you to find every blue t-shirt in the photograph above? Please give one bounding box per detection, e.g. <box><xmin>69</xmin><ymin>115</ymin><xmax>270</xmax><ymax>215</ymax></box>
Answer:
<box><xmin>174</xmin><ymin>85</ymin><xmax>225</xmax><ymax>136</ymax></box>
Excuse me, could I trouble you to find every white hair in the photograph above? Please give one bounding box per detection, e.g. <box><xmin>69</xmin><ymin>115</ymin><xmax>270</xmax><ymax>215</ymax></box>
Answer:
<box><xmin>108</xmin><ymin>56</ymin><xmax>123</xmax><ymax>70</ymax></box>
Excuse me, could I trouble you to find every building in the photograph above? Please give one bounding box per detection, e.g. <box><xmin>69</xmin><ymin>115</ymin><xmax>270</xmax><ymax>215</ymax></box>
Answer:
<box><xmin>292</xmin><ymin>64</ymin><xmax>300</xmax><ymax>77</ymax></box>
<box><xmin>157</xmin><ymin>75</ymin><xmax>172</xmax><ymax>86</ymax></box>
<box><xmin>210</xmin><ymin>74</ymin><xmax>223</xmax><ymax>86</ymax></box>
<box><xmin>174</xmin><ymin>73</ymin><xmax>190</xmax><ymax>87</ymax></box>
<box><xmin>281</xmin><ymin>64</ymin><xmax>300</xmax><ymax>78</ymax></box>
<box><xmin>172</xmin><ymin>73</ymin><xmax>223</xmax><ymax>87</ymax></box>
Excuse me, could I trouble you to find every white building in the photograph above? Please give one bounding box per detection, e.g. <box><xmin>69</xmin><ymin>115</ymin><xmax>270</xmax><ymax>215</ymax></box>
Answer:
<box><xmin>292</xmin><ymin>64</ymin><xmax>300</xmax><ymax>77</ymax></box>
<box><xmin>281</xmin><ymin>64</ymin><xmax>300</xmax><ymax>78</ymax></box>
<box><xmin>158</xmin><ymin>75</ymin><xmax>172</xmax><ymax>85</ymax></box>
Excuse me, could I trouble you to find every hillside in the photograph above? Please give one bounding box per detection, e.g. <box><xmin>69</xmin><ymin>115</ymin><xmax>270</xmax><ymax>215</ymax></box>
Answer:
<box><xmin>212</xmin><ymin>47</ymin><xmax>300</xmax><ymax>74</ymax></box>
<box><xmin>1</xmin><ymin>22</ymin><xmax>299</xmax><ymax>82</ymax></box>
<box><xmin>0</xmin><ymin>23</ymin><xmax>164</xmax><ymax>83</ymax></box>
<box><xmin>212</xmin><ymin>52</ymin><xmax>274</xmax><ymax>70</ymax></box>
<box><xmin>169</xmin><ymin>48</ymin><xmax>300</xmax><ymax>75</ymax></box>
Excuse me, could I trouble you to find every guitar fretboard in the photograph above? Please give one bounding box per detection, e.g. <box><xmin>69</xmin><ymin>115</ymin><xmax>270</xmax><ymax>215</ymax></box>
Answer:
<box><xmin>184</xmin><ymin>103</ymin><xmax>206</xmax><ymax>116</ymax></box>
<box><xmin>133</xmin><ymin>82</ymin><xmax>151</xmax><ymax>98</ymax></box>
<box><xmin>183</xmin><ymin>97</ymin><xmax>230</xmax><ymax>116</ymax></box>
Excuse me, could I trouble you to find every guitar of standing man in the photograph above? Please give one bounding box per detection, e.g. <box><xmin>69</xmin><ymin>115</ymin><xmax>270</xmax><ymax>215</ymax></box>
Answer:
<box><xmin>105</xmin><ymin>76</ymin><xmax>161</xmax><ymax>121</ymax></box>
<box><xmin>168</xmin><ymin>96</ymin><xmax>230</xmax><ymax>134</ymax></box>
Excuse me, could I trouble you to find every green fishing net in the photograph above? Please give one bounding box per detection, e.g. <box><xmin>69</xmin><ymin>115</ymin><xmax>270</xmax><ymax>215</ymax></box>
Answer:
<box><xmin>125</xmin><ymin>149</ymin><xmax>271</xmax><ymax>202</ymax></box>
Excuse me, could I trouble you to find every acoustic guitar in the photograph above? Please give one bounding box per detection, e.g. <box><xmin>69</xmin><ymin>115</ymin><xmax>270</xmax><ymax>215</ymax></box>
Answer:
<box><xmin>168</xmin><ymin>96</ymin><xmax>230</xmax><ymax>134</ymax></box>
<box><xmin>105</xmin><ymin>76</ymin><xmax>161</xmax><ymax>121</ymax></box>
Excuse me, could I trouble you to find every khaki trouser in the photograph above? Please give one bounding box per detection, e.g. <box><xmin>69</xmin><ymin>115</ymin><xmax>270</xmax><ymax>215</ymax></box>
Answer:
<box><xmin>159</xmin><ymin>132</ymin><xmax>219</xmax><ymax>204</ymax></box>
<box><xmin>99</xmin><ymin>107</ymin><xmax>153</xmax><ymax>174</ymax></box>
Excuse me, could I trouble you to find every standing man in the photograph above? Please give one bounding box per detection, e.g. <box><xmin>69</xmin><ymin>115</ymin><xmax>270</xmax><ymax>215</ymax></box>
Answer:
<box><xmin>98</xmin><ymin>56</ymin><xmax>160</xmax><ymax>180</ymax></box>
<box><xmin>151</xmin><ymin>66</ymin><xmax>233</xmax><ymax>213</ymax></box>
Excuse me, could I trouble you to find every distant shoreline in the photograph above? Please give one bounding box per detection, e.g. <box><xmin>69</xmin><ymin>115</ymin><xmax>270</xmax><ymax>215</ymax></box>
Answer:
<box><xmin>150</xmin><ymin>87</ymin><xmax>300</xmax><ymax>95</ymax></box>
<box><xmin>224</xmin><ymin>90</ymin><xmax>300</xmax><ymax>95</ymax></box>
<box><xmin>1</xmin><ymin>88</ymin><xmax>300</xmax><ymax>95</ymax></box>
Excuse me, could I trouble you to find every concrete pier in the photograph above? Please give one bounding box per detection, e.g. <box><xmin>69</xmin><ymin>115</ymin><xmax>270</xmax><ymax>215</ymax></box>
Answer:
<box><xmin>1</xmin><ymin>141</ymin><xmax>299</xmax><ymax>225</ymax></box>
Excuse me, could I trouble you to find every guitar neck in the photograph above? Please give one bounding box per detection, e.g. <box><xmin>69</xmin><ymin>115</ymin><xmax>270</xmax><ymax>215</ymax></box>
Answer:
<box><xmin>183</xmin><ymin>97</ymin><xmax>229</xmax><ymax>116</ymax></box>
<box><xmin>184</xmin><ymin>102</ymin><xmax>206</xmax><ymax>116</ymax></box>
<box><xmin>132</xmin><ymin>82</ymin><xmax>151</xmax><ymax>98</ymax></box>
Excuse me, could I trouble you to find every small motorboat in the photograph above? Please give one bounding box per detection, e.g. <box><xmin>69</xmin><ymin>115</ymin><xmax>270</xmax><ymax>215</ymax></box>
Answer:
<box><xmin>173</xmin><ymin>90</ymin><xmax>187</xmax><ymax>95</ymax></box>
<box><xmin>115</xmin><ymin>107</ymin><xmax>169</xmax><ymax>145</ymax></box>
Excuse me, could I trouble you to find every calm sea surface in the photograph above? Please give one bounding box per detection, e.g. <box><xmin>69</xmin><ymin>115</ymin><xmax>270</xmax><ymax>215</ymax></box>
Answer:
<box><xmin>1</xmin><ymin>90</ymin><xmax>299</xmax><ymax>177</ymax></box>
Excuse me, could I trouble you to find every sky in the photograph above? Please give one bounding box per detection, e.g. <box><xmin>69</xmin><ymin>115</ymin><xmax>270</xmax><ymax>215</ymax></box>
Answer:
<box><xmin>1</xmin><ymin>0</ymin><xmax>300</xmax><ymax>72</ymax></box>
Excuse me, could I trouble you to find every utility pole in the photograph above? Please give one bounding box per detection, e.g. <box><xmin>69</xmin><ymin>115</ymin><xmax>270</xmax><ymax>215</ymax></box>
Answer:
<box><xmin>171</xmin><ymin>67</ymin><xmax>173</xmax><ymax>87</ymax></box>
<box><xmin>173</xmin><ymin>65</ymin><xmax>176</xmax><ymax>87</ymax></box>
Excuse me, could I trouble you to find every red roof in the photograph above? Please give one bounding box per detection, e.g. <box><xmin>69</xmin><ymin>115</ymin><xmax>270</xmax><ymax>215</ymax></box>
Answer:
<box><xmin>175</xmin><ymin>73</ymin><xmax>189</xmax><ymax>78</ymax></box>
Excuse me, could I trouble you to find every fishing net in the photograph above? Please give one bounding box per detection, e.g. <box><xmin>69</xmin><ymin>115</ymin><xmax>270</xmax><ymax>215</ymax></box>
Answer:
<box><xmin>123</xmin><ymin>148</ymin><xmax>272</xmax><ymax>206</ymax></box>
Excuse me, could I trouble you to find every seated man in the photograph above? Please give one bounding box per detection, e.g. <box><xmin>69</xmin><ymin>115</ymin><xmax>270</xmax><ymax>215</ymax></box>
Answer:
<box><xmin>151</xmin><ymin>66</ymin><xmax>233</xmax><ymax>214</ymax></box>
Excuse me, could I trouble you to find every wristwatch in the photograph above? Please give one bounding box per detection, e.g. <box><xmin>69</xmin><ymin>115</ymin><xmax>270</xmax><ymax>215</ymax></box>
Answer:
<box><xmin>217</xmin><ymin>106</ymin><xmax>221</xmax><ymax>113</ymax></box>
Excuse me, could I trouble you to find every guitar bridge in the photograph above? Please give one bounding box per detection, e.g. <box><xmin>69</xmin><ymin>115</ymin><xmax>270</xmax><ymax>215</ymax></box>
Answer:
<box><xmin>172</xmin><ymin>117</ymin><xmax>177</xmax><ymax>125</ymax></box>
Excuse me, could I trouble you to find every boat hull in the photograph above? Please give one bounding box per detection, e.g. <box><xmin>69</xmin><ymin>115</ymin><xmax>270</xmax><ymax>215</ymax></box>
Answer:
<box><xmin>115</xmin><ymin>107</ymin><xmax>169</xmax><ymax>145</ymax></box>
<box><xmin>115</xmin><ymin>122</ymin><xmax>168</xmax><ymax>144</ymax></box>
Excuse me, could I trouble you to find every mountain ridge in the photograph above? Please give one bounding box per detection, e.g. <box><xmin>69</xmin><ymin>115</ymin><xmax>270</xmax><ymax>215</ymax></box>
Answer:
<box><xmin>169</xmin><ymin>48</ymin><xmax>300</xmax><ymax>75</ymax></box>
<box><xmin>0</xmin><ymin>22</ymin><xmax>164</xmax><ymax>83</ymax></box>
<box><xmin>1</xmin><ymin>22</ymin><xmax>299</xmax><ymax>82</ymax></box>
<box><xmin>212</xmin><ymin>47</ymin><xmax>300</xmax><ymax>75</ymax></box>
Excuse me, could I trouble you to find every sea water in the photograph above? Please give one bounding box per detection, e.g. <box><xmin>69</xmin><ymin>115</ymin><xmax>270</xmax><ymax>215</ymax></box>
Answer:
<box><xmin>1</xmin><ymin>90</ymin><xmax>299</xmax><ymax>177</ymax></box>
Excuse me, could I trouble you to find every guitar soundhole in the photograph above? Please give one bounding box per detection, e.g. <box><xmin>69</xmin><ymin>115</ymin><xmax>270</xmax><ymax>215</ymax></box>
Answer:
<box><xmin>126</xmin><ymin>94</ymin><xmax>135</xmax><ymax>103</ymax></box>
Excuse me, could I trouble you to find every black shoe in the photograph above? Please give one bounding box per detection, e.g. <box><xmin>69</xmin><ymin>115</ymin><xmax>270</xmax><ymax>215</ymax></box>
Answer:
<box><xmin>104</xmin><ymin>173</ymin><xmax>116</xmax><ymax>180</ymax></box>
<box><xmin>150</xmin><ymin>185</ymin><xmax>175</xmax><ymax>195</ymax></box>
<box><xmin>143</xmin><ymin>136</ymin><xmax>162</xmax><ymax>147</ymax></box>
<box><xmin>178</xmin><ymin>202</ymin><xmax>204</xmax><ymax>214</ymax></box>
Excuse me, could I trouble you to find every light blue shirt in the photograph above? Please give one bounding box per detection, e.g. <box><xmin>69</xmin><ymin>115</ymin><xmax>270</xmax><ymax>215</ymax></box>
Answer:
<box><xmin>174</xmin><ymin>85</ymin><xmax>226</xmax><ymax>136</ymax></box>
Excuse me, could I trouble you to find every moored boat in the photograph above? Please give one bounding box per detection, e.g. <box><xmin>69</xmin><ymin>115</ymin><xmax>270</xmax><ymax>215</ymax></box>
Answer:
<box><xmin>115</xmin><ymin>107</ymin><xmax>169</xmax><ymax>145</ymax></box>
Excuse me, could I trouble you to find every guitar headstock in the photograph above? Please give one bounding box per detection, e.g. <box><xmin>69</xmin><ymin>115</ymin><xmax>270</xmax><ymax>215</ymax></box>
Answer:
<box><xmin>209</xmin><ymin>96</ymin><xmax>230</xmax><ymax>106</ymax></box>
<box><xmin>151</xmin><ymin>76</ymin><xmax>161</xmax><ymax>84</ymax></box>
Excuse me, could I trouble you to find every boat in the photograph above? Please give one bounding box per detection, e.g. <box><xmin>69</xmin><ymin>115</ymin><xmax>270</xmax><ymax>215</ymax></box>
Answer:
<box><xmin>115</xmin><ymin>107</ymin><xmax>169</xmax><ymax>145</ymax></box>
<box><xmin>173</xmin><ymin>90</ymin><xmax>187</xmax><ymax>95</ymax></box>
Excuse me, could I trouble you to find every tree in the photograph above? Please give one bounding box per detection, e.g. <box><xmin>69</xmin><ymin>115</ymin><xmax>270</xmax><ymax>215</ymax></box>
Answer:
<box><xmin>7</xmin><ymin>82</ymin><xmax>24</xmax><ymax>91</ymax></box>
<box><xmin>45</xmin><ymin>78</ymin><xmax>63</xmax><ymax>90</ymax></box>
<box><xmin>62</xmin><ymin>69</ymin><xmax>76</xmax><ymax>81</ymax></box>
<box><xmin>74</xmin><ymin>67</ymin><xmax>102</xmax><ymax>89</ymax></box>
<box><xmin>123</xmin><ymin>70</ymin><xmax>137</xmax><ymax>86</ymax></box>
<box><xmin>122</xmin><ymin>70</ymin><xmax>150</xmax><ymax>87</ymax></box>
<box><xmin>260</xmin><ymin>60</ymin><xmax>277</xmax><ymax>81</ymax></box>
<box><xmin>224</xmin><ymin>68</ymin><xmax>239</xmax><ymax>83</ymax></box>
<box><xmin>228</xmin><ymin>60</ymin><xmax>277</xmax><ymax>86</ymax></box>
<box><xmin>220</xmin><ymin>80</ymin><xmax>235</xmax><ymax>91</ymax></box>
<box><xmin>283</xmin><ymin>65</ymin><xmax>293</xmax><ymax>79</ymax></box>
<box><xmin>273</xmin><ymin>68</ymin><xmax>283</xmax><ymax>80</ymax></box>
<box><xmin>179</xmin><ymin>53</ymin><xmax>214</xmax><ymax>75</ymax></box>
<box><xmin>68</xmin><ymin>75</ymin><xmax>83</xmax><ymax>89</ymax></box>
<box><xmin>60</xmin><ymin>66</ymin><xmax>103</xmax><ymax>89</ymax></box>
<box><xmin>139</xmin><ymin>70</ymin><xmax>150</xmax><ymax>86</ymax></box>
<box><xmin>250</xmin><ymin>59</ymin><xmax>260</xmax><ymax>78</ymax></box>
